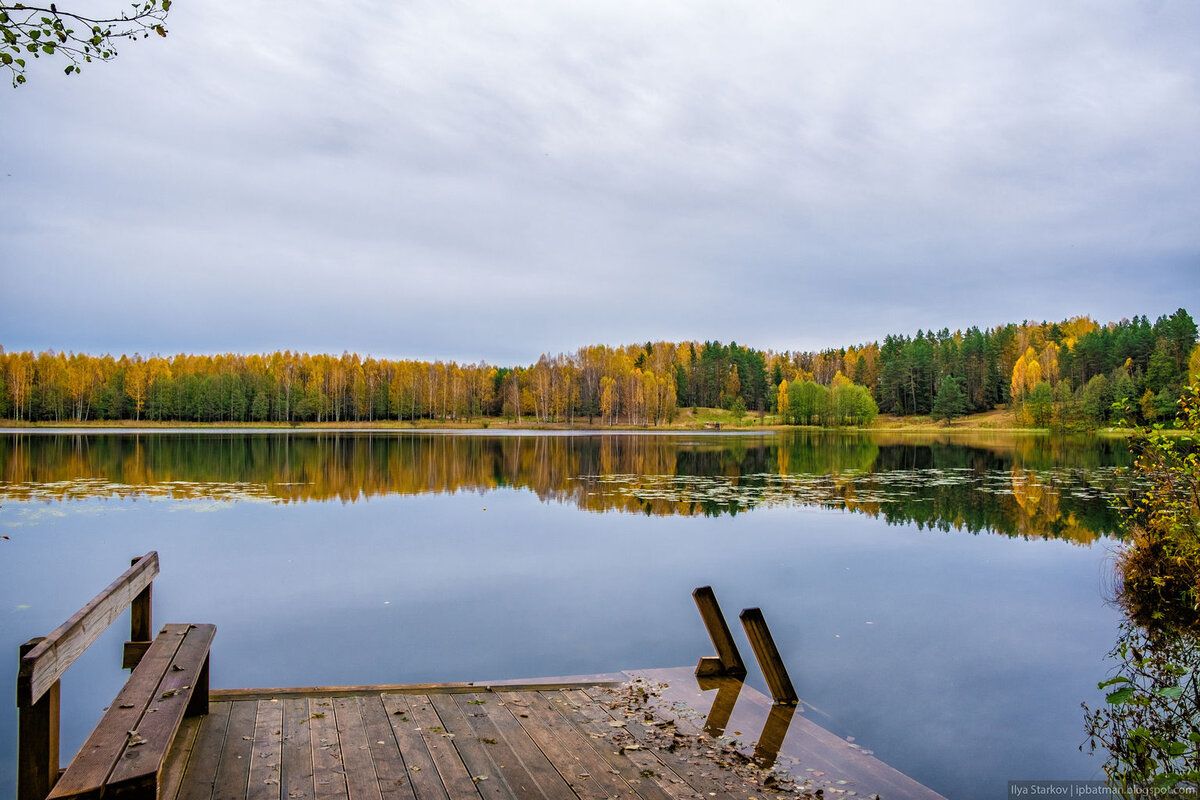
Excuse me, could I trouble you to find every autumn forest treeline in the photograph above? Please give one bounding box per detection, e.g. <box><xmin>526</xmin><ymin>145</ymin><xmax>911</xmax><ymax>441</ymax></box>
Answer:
<box><xmin>0</xmin><ymin>309</ymin><xmax>1195</xmax><ymax>428</ymax></box>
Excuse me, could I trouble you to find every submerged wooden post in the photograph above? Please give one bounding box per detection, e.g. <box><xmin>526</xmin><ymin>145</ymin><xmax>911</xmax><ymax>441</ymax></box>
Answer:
<box><xmin>692</xmin><ymin>586</ymin><xmax>747</xmax><ymax>678</ymax></box>
<box><xmin>18</xmin><ymin>637</ymin><xmax>60</xmax><ymax>800</ymax></box>
<box><xmin>739</xmin><ymin>607</ymin><xmax>798</xmax><ymax>705</ymax></box>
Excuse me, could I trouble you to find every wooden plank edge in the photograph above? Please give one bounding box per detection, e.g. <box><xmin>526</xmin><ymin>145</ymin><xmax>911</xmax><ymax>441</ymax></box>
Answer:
<box><xmin>210</xmin><ymin>672</ymin><xmax>630</xmax><ymax>701</ymax></box>
<box><xmin>211</xmin><ymin>680</ymin><xmax>626</xmax><ymax>702</ymax></box>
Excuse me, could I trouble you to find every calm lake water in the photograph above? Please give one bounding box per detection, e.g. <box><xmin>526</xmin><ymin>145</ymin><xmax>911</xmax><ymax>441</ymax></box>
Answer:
<box><xmin>0</xmin><ymin>430</ymin><xmax>1135</xmax><ymax>798</ymax></box>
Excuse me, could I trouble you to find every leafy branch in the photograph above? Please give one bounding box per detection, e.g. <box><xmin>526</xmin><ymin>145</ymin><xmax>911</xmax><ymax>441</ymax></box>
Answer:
<box><xmin>1083</xmin><ymin>621</ymin><xmax>1200</xmax><ymax>794</ymax></box>
<box><xmin>0</xmin><ymin>1</ymin><xmax>171</xmax><ymax>87</ymax></box>
<box><xmin>1113</xmin><ymin>383</ymin><xmax>1200</xmax><ymax>629</ymax></box>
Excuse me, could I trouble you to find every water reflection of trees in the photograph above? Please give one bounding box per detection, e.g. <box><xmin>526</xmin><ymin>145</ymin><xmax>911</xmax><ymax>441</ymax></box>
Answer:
<box><xmin>0</xmin><ymin>431</ymin><xmax>1128</xmax><ymax>542</ymax></box>
<box><xmin>1084</xmin><ymin>620</ymin><xmax>1200</xmax><ymax>794</ymax></box>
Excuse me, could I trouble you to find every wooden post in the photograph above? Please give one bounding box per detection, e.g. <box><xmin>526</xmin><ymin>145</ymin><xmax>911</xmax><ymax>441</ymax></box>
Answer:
<box><xmin>130</xmin><ymin>556</ymin><xmax>153</xmax><ymax>642</ymax></box>
<box><xmin>739</xmin><ymin>607</ymin><xmax>798</xmax><ymax>705</ymax></box>
<box><xmin>124</xmin><ymin>555</ymin><xmax>154</xmax><ymax>669</ymax></box>
<box><xmin>18</xmin><ymin>637</ymin><xmax>60</xmax><ymax>800</ymax></box>
<box><xmin>692</xmin><ymin>586</ymin><xmax>747</xmax><ymax>678</ymax></box>
<box><xmin>187</xmin><ymin>652</ymin><xmax>211</xmax><ymax>717</ymax></box>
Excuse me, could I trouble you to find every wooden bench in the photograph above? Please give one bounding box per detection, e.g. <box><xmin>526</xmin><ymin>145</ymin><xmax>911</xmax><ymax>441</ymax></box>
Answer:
<box><xmin>16</xmin><ymin>552</ymin><xmax>216</xmax><ymax>800</ymax></box>
<box><xmin>47</xmin><ymin>623</ymin><xmax>215</xmax><ymax>800</ymax></box>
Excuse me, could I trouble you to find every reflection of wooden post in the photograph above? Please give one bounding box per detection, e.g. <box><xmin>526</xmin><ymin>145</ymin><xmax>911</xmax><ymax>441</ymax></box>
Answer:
<box><xmin>693</xmin><ymin>586</ymin><xmax>747</xmax><ymax>678</ymax></box>
<box><xmin>753</xmin><ymin>704</ymin><xmax>797</xmax><ymax>768</ymax></box>
<box><xmin>739</xmin><ymin>607</ymin><xmax>798</xmax><ymax>705</ymax></box>
<box><xmin>18</xmin><ymin>637</ymin><xmax>59</xmax><ymax>800</ymax></box>
<box><xmin>697</xmin><ymin>675</ymin><xmax>743</xmax><ymax>737</ymax></box>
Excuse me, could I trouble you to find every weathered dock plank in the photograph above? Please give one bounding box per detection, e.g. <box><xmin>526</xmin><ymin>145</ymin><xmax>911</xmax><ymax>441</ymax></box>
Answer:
<box><xmin>246</xmin><ymin>699</ymin><xmax>284</xmax><ymax>800</ymax></box>
<box><xmin>466</xmin><ymin>691</ymin><xmax>576</xmax><ymax>800</ymax></box>
<box><xmin>213</xmin><ymin>698</ymin><xmax>258</xmax><ymax>800</ymax></box>
<box><xmin>309</xmin><ymin>697</ymin><xmax>351</xmax><ymax>800</ymax></box>
<box><xmin>448</xmin><ymin>693</ymin><xmax>551</xmax><ymax>800</ymax></box>
<box><xmin>544</xmin><ymin>690</ymin><xmax>690</xmax><ymax>800</ymax></box>
<box><xmin>359</xmin><ymin>693</ymin><xmax>418</xmax><ymax>800</ymax></box>
<box><xmin>174</xmin><ymin>700</ymin><xmax>232</xmax><ymax>800</ymax></box>
<box><xmin>427</xmin><ymin>694</ymin><xmax>516</xmax><ymax>800</ymax></box>
<box><xmin>381</xmin><ymin>693</ymin><xmax>452</xmax><ymax>800</ymax></box>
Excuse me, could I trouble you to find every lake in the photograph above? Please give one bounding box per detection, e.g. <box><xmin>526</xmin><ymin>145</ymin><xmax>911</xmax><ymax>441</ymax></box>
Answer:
<box><xmin>0</xmin><ymin>429</ymin><xmax>1135</xmax><ymax>798</ymax></box>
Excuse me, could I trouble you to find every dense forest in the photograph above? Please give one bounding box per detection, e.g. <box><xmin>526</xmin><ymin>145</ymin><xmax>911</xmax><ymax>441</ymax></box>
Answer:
<box><xmin>0</xmin><ymin>309</ymin><xmax>1195</xmax><ymax>428</ymax></box>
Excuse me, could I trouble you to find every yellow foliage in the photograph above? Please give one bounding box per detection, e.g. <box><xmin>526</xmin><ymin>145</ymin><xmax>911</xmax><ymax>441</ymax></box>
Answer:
<box><xmin>1058</xmin><ymin>316</ymin><xmax>1099</xmax><ymax>350</ymax></box>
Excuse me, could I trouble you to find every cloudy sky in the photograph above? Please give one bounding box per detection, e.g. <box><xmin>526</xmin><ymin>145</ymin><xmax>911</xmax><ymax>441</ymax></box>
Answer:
<box><xmin>2</xmin><ymin>0</ymin><xmax>1198</xmax><ymax>365</ymax></box>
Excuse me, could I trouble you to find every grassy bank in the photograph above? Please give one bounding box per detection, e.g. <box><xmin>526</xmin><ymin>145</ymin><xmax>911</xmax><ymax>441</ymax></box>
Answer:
<box><xmin>0</xmin><ymin>406</ymin><xmax>1157</xmax><ymax>435</ymax></box>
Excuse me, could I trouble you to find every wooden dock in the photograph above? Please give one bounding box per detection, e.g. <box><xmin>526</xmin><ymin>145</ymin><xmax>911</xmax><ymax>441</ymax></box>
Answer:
<box><xmin>17</xmin><ymin>557</ymin><xmax>947</xmax><ymax>800</ymax></box>
<box><xmin>154</xmin><ymin>669</ymin><xmax>945</xmax><ymax>800</ymax></box>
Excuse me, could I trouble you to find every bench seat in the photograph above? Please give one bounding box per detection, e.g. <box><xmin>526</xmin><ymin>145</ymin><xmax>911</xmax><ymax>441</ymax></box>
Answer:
<box><xmin>48</xmin><ymin>623</ymin><xmax>215</xmax><ymax>800</ymax></box>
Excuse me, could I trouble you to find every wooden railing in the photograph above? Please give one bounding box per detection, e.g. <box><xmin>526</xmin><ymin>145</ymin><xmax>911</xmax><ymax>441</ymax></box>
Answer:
<box><xmin>16</xmin><ymin>552</ymin><xmax>160</xmax><ymax>800</ymax></box>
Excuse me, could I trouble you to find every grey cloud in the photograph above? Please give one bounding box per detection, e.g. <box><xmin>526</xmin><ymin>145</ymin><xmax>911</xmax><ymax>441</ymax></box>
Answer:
<box><xmin>2</xmin><ymin>1</ymin><xmax>1198</xmax><ymax>363</ymax></box>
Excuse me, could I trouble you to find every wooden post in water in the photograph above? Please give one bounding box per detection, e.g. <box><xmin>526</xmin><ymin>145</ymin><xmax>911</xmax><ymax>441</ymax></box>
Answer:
<box><xmin>739</xmin><ymin>607</ymin><xmax>798</xmax><ymax>705</ymax></box>
<box><xmin>17</xmin><ymin>637</ymin><xmax>60</xmax><ymax>800</ymax></box>
<box><xmin>692</xmin><ymin>586</ymin><xmax>747</xmax><ymax>678</ymax></box>
<box><xmin>124</xmin><ymin>555</ymin><xmax>154</xmax><ymax>669</ymax></box>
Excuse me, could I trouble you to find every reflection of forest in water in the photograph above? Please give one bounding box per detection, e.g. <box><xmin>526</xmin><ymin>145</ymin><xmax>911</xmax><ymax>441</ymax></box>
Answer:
<box><xmin>0</xmin><ymin>430</ymin><xmax>1131</xmax><ymax>543</ymax></box>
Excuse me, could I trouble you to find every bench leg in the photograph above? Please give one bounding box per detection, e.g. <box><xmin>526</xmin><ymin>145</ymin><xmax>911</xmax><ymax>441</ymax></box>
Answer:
<box><xmin>186</xmin><ymin>653</ymin><xmax>210</xmax><ymax>717</ymax></box>
<box><xmin>18</xmin><ymin>639</ymin><xmax>60</xmax><ymax>800</ymax></box>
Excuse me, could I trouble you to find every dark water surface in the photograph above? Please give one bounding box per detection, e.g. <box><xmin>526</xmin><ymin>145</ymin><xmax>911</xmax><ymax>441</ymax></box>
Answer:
<box><xmin>0</xmin><ymin>430</ymin><xmax>1134</xmax><ymax>798</ymax></box>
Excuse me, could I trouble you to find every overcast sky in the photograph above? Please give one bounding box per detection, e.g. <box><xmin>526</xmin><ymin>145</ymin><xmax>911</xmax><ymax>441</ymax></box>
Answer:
<box><xmin>2</xmin><ymin>0</ymin><xmax>1198</xmax><ymax>365</ymax></box>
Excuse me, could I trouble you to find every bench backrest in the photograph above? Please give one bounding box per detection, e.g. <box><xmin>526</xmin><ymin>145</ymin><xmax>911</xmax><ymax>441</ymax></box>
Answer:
<box><xmin>17</xmin><ymin>551</ymin><xmax>159</xmax><ymax>800</ymax></box>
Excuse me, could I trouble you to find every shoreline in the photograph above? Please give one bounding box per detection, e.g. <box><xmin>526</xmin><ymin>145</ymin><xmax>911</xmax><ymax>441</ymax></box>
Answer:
<box><xmin>0</xmin><ymin>417</ymin><xmax>1144</xmax><ymax>436</ymax></box>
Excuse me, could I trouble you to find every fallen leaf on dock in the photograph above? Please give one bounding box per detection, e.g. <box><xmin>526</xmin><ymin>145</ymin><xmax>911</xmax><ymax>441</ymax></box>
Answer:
<box><xmin>127</xmin><ymin>730</ymin><xmax>147</xmax><ymax>746</ymax></box>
